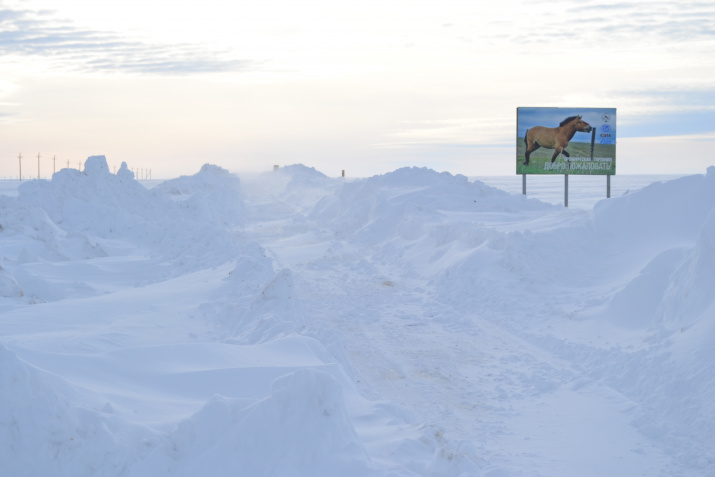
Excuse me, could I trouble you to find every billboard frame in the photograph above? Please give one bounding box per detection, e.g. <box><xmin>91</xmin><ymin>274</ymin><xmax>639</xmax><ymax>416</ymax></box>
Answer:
<box><xmin>516</xmin><ymin>107</ymin><xmax>616</xmax><ymax>207</ymax></box>
<box><xmin>516</xmin><ymin>107</ymin><xmax>616</xmax><ymax>176</ymax></box>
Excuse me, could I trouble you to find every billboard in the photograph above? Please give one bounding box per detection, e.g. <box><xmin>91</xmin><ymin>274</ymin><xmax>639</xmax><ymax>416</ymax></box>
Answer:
<box><xmin>516</xmin><ymin>107</ymin><xmax>616</xmax><ymax>175</ymax></box>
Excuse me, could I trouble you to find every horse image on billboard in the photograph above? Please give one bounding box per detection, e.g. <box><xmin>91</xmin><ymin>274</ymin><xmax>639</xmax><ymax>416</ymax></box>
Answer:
<box><xmin>523</xmin><ymin>115</ymin><xmax>593</xmax><ymax>165</ymax></box>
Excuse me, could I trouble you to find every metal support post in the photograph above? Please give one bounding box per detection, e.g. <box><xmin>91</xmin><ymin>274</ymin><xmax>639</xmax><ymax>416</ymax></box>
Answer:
<box><xmin>564</xmin><ymin>174</ymin><xmax>569</xmax><ymax>207</ymax></box>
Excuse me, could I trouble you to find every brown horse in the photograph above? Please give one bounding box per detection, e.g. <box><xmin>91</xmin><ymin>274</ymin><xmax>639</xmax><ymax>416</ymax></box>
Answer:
<box><xmin>523</xmin><ymin>115</ymin><xmax>593</xmax><ymax>165</ymax></box>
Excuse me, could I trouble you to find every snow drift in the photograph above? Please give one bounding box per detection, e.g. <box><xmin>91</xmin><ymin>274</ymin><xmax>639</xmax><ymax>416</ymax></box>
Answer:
<box><xmin>1</xmin><ymin>157</ymin><xmax>715</xmax><ymax>476</ymax></box>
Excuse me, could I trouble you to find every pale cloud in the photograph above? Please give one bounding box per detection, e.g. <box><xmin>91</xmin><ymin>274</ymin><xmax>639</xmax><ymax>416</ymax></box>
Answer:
<box><xmin>618</xmin><ymin>134</ymin><xmax>715</xmax><ymax>174</ymax></box>
<box><xmin>477</xmin><ymin>0</ymin><xmax>715</xmax><ymax>46</ymax></box>
<box><xmin>1</xmin><ymin>0</ymin><xmax>714</xmax><ymax>178</ymax></box>
<box><xmin>378</xmin><ymin>118</ymin><xmax>514</xmax><ymax>148</ymax></box>
<box><xmin>0</xmin><ymin>4</ymin><xmax>255</xmax><ymax>74</ymax></box>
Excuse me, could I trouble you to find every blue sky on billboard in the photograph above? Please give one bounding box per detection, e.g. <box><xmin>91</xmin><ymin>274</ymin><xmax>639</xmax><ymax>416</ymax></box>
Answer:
<box><xmin>0</xmin><ymin>0</ymin><xmax>714</xmax><ymax>178</ymax></box>
<box><xmin>516</xmin><ymin>108</ymin><xmax>617</xmax><ymax>143</ymax></box>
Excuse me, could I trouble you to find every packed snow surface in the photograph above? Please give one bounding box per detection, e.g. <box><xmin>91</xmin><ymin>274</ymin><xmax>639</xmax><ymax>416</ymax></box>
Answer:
<box><xmin>2</xmin><ymin>156</ymin><xmax>715</xmax><ymax>476</ymax></box>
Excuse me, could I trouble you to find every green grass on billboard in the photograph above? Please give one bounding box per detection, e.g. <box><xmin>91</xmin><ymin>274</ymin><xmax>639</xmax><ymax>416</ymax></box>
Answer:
<box><xmin>516</xmin><ymin>139</ymin><xmax>616</xmax><ymax>175</ymax></box>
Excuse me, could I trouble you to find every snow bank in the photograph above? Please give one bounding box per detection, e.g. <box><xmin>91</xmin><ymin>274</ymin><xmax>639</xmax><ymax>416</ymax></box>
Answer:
<box><xmin>4</xmin><ymin>159</ymin><xmax>715</xmax><ymax>476</ymax></box>
<box><xmin>308</xmin><ymin>167</ymin><xmax>547</xmax><ymax>242</ymax></box>
<box><xmin>203</xmin><ymin>266</ymin><xmax>312</xmax><ymax>344</ymax></box>
<box><xmin>299</xmin><ymin>165</ymin><xmax>715</xmax><ymax>473</ymax></box>
<box><xmin>658</xmin><ymin>205</ymin><xmax>715</xmax><ymax>332</ymax></box>
<box><xmin>18</xmin><ymin>156</ymin><xmax>161</xmax><ymax>238</ymax></box>
<box><xmin>1</xmin><ymin>157</ymin><xmax>257</xmax><ymax>302</ymax></box>
<box><xmin>0</xmin><ymin>157</ymin><xmax>427</xmax><ymax>476</ymax></box>
<box><xmin>239</xmin><ymin>164</ymin><xmax>338</xmax><ymax>222</ymax></box>
<box><xmin>0</xmin><ymin>340</ymin><xmax>376</xmax><ymax>477</ymax></box>
<box><xmin>598</xmin><ymin>167</ymin><xmax>715</xmax><ymax>332</ymax></box>
<box><xmin>151</xmin><ymin>369</ymin><xmax>373</xmax><ymax>477</ymax></box>
<box><xmin>616</xmin><ymin>172</ymin><xmax>715</xmax><ymax>467</ymax></box>
<box><xmin>593</xmin><ymin>167</ymin><xmax>715</xmax><ymax>258</ymax></box>
<box><xmin>153</xmin><ymin>163</ymin><xmax>246</xmax><ymax>226</ymax></box>
<box><xmin>0</xmin><ymin>342</ymin><xmax>147</xmax><ymax>477</ymax></box>
<box><xmin>303</xmin><ymin>167</ymin><xmax>559</xmax><ymax>290</ymax></box>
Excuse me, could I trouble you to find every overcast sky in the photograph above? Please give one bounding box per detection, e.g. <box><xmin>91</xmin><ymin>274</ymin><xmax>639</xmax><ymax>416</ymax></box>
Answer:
<box><xmin>1</xmin><ymin>0</ymin><xmax>714</xmax><ymax>178</ymax></box>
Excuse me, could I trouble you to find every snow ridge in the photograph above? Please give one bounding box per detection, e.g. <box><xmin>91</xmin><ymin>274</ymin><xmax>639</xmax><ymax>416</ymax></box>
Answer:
<box><xmin>1</xmin><ymin>157</ymin><xmax>715</xmax><ymax>476</ymax></box>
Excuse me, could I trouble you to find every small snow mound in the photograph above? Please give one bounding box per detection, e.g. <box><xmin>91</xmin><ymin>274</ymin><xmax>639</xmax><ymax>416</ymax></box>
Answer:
<box><xmin>17</xmin><ymin>157</ymin><xmax>160</xmax><ymax>242</ymax></box>
<box><xmin>198</xmin><ymin>163</ymin><xmax>231</xmax><ymax>175</ymax></box>
<box><xmin>259</xmin><ymin>268</ymin><xmax>295</xmax><ymax>301</ymax></box>
<box><xmin>153</xmin><ymin>163</ymin><xmax>244</xmax><ymax>226</ymax></box>
<box><xmin>154</xmin><ymin>163</ymin><xmax>239</xmax><ymax>195</ymax></box>
<box><xmin>307</xmin><ymin>166</ymin><xmax>534</xmax><ymax>249</ymax></box>
<box><xmin>593</xmin><ymin>169</ymin><xmax>715</xmax><ymax>256</ymax></box>
<box><xmin>278</xmin><ymin>164</ymin><xmax>329</xmax><ymax>181</ymax></box>
<box><xmin>0</xmin><ymin>343</ymin><xmax>135</xmax><ymax>476</ymax></box>
<box><xmin>238</xmin><ymin>268</ymin><xmax>308</xmax><ymax>342</ymax></box>
<box><xmin>373</xmin><ymin>166</ymin><xmax>463</xmax><ymax>188</ymax></box>
<box><xmin>1</xmin><ymin>160</ymin><xmax>255</xmax><ymax>282</ymax></box>
<box><xmin>253</xmin><ymin>369</ymin><xmax>372</xmax><ymax>472</ymax></box>
<box><xmin>205</xmin><ymin>266</ymin><xmax>311</xmax><ymax>344</ymax></box>
<box><xmin>160</xmin><ymin>369</ymin><xmax>373</xmax><ymax>477</ymax></box>
<box><xmin>658</xmin><ymin>207</ymin><xmax>715</xmax><ymax>331</ymax></box>
<box><xmin>0</xmin><ymin>266</ymin><xmax>23</xmax><ymax>298</ymax></box>
<box><xmin>117</xmin><ymin>161</ymin><xmax>134</xmax><ymax>180</ymax></box>
<box><xmin>0</xmin><ymin>198</ymin><xmax>64</xmax><ymax>245</ymax></box>
<box><xmin>225</xmin><ymin>245</ymin><xmax>275</xmax><ymax>293</ymax></box>
<box><xmin>604</xmin><ymin>247</ymin><xmax>686</xmax><ymax>329</ymax></box>
<box><xmin>83</xmin><ymin>155</ymin><xmax>110</xmax><ymax>176</ymax></box>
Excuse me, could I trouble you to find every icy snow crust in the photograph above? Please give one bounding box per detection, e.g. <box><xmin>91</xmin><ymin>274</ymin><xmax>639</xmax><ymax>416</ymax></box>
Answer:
<box><xmin>1</xmin><ymin>156</ymin><xmax>715</xmax><ymax>476</ymax></box>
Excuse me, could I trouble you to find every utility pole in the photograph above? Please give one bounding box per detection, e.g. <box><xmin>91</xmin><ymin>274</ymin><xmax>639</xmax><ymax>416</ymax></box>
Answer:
<box><xmin>37</xmin><ymin>153</ymin><xmax>41</xmax><ymax>179</ymax></box>
<box><xmin>18</xmin><ymin>153</ymin><xmax>22</xmax><ymax>181</ymax></box>
<box><xmin>66</xmin><ymin>159</ymin><xmax>70</xmax><ymax>169</ymax></box>
<box><xmin>53</xmin><ymin>155</ymin><xmax>56</xmax><ymax>174</ymax></box>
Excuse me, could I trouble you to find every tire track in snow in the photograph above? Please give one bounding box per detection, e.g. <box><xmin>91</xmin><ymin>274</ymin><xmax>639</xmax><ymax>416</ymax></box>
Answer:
<box><xmin>254</xmin><ymin>229</ymin><xmax>674</xmax><ymax>475</ymax></box>
<box><xmin>240</xmin><ymin>170</ymin><xmax>678</xmax><ymax>476</ymax></box>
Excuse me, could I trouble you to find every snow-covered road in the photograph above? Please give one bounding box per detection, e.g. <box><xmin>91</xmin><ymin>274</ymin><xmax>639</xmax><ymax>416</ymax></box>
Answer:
<box><xmin>2</xmin><ymin>159</ymin><xmax>714</xmax><ymax>476</ymax></box>
<box><xmin>241</xmin><ymin>169</ymin><xmax>680</xmax><ymax>476</ymax></box>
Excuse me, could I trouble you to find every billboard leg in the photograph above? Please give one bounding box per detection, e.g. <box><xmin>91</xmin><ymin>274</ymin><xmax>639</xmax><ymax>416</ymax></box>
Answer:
<box><xmin>607</xmin><ymin>174</ymin><xmax>611</xmax><ymax>198</ymax></box>
<box><xmin>564</xmin><ymin>174</ymin><xmax>569</xmax><ymax>208</ymax></box>
<box><xmin>522</xmin><ymin>174</ymin><xmax>526</xmax><ymax>195</ymax></box>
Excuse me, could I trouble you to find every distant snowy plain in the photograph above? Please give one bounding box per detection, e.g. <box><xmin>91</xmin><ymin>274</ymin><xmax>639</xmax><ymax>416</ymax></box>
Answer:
<box><xmin>1</xmin><ymin>157</ymin><xmax>714</xmax><ymax>476</ymax></box>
